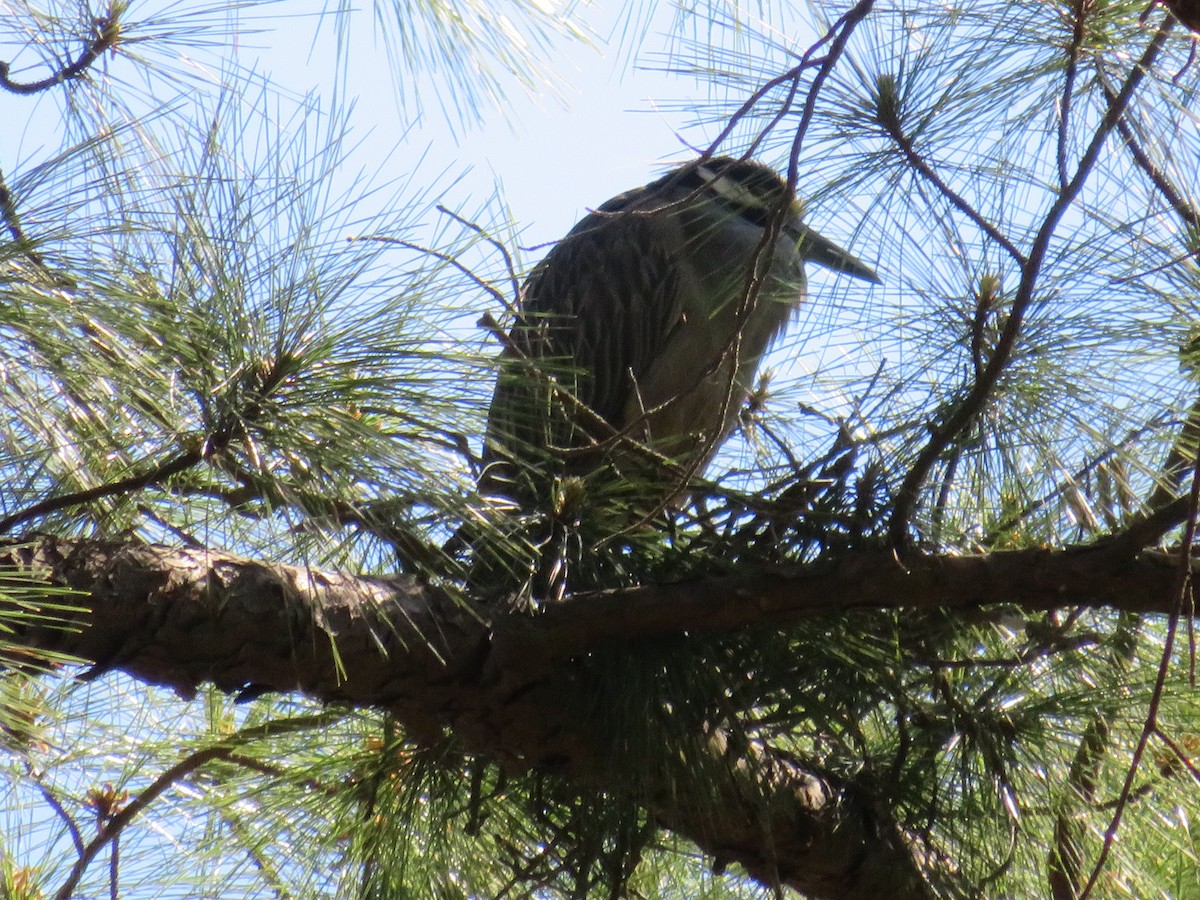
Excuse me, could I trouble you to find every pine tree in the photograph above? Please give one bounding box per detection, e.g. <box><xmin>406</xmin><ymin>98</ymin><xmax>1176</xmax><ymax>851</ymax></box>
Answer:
<box><xmin>3</xmin><ymin>1</ymin><xmax>1200</xmax><ymax>897</ymax></box>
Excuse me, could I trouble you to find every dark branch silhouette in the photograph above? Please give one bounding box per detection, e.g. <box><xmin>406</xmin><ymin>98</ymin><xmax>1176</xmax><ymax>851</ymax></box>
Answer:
<box><xmin>0</xmin><ymin>14</ymin><xmax>121</xmax><ymax>95</ymax></box>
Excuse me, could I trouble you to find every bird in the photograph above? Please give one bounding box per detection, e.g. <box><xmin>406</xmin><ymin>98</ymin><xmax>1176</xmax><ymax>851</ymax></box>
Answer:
<box><xmin>480</xmin><ymin>155</ymin><xmax>879</xmax><ymax>517</ymax></box>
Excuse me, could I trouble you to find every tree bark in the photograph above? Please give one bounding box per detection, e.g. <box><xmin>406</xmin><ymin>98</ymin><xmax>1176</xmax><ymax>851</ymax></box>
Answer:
<box><xmin>2</xmin><ymin>535</ymin><xmax>1182</xmax><ymax>898</ymax></box>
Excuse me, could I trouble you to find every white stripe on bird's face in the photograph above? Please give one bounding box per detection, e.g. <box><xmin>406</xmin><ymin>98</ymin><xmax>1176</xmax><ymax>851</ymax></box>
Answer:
<box><xmin>694</xmin><ymin>161</ymin><xmax>802</xmax><ymax>225</ymax></box>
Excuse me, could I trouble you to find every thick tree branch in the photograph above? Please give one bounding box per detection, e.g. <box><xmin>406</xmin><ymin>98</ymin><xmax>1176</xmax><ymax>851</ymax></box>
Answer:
<box><xmin>2</xmin><ymin>534</ymin><xmax>1189</xmax><ymax>895</ymax></box>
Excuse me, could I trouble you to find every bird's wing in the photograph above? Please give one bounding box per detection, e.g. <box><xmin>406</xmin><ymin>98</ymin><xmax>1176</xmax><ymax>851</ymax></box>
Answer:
<box><xmin>516</xmin><ymin>206</ymin><xmax>684</xmax><ymax>434</ymax></box>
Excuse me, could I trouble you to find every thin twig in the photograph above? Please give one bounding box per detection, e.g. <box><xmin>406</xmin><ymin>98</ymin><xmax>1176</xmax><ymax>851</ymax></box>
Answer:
<box><xmin>0</xmin><ymin>350</ymin><xmax>309</xmax><ymax>535</ymax></box>
<box><xmin>26</xmin><ymin>762</ymin><xmax>85</xmax><ymax>856</ymax></box>
<box><xmin>436</xmin><ymin>205</ymin><xmax>523</xmax><ymax>310</ymax></box>
<box><xmin>1056</xmin><ymin>0</ymin><xmax>1089</xmax><ymax>189</ymax></box>
<box><xmin>1112</xmin><ymin>109</ymin><xmax>1199</xmax><ymax>230</ymax></box>
<box><xmin>0</xmin><ymin>444</ymin><xmax>208</xmax><ymax>535</ymax></box>
<box><xmin>881</xmin><ymin>127</ymin><xmax>1025</xmax><ymax>265</ymax></box>
<box><xmin>107</xmin><ymin>828</ymin><xmax>118</xmax><ymax>900</ymax></box>
<box><xmin>50</xmin><ymin>713</ymin><xmax>338</xmax><ymax>900</ymax></box>
<box><xmin>628</xmin><ymin>0</ymin><xmax>879</xmax><ymax>533</ymax></box>
<box><xmin>0</xmin><ymin>13</ymin><xmax>121</xmax><ymax>95</ymax></box>
<box><xmin>53</xmin><ymin>746</ymin><xmax>231</xmax><ymax>900</ymax></box>
<box><xmin>1097</xmin><ymin>61</ymin><xmax>1200</xmax><ymax>229</ymax></box>
<box><xmin>0</xmin><ymin>166</ymin><xmax>52</xmax><ymax>273</ymax></box>
<box><xmin>703</xmin><ymin>0</ymin><xmax>861</xmax><ymax>157</ymax></box>
<box><xmin>350</xmin><ymin>234</ymin><xmax>517</xmax><ymax>315</ymax></box>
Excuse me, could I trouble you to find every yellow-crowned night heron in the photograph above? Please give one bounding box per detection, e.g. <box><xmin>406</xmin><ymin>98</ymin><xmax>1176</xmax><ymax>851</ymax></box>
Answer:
<box><xmin>482</xmin><ymin>156</ymin><xmax>878</xmax><ymax>512</ymax></box>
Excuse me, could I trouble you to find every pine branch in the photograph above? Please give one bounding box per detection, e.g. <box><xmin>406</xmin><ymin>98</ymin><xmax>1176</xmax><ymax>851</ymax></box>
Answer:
<box><xmin>887</xmin><ymin>22</ymin><xmax>1173</xmax><ymax>551</ymax></box>
<box><xmin>0</xmin><ymin>10</ymin><xmax>122</xmax><ymax>95</ymax></box>
<box><xmin>5</xmin><ymin>530</ymin><xmax>1198</xmax><ymax>898</ymax></box>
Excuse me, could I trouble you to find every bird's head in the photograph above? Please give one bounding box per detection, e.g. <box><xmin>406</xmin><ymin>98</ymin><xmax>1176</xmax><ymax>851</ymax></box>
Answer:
<box><xmin>690</xmin><ymin>156</ymin><xmax>802</xmax><ymax>227</ymax></box>
<box><xmin>668</xmin><ymin>156</ymin><xmax>880</xmax><ymax>284</ymax></box>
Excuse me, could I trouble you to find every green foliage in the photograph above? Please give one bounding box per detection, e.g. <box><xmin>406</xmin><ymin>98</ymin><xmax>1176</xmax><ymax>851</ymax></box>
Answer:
<box><xmin>3</xmin><ymin>0</ymin><xmax>1200</xmax><ymax>897</ymax></box>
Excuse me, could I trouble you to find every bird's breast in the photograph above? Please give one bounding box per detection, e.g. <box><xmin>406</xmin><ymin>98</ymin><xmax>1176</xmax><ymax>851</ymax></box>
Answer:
<box><xmin>619</xmin><ymin>213</ymin><xmax>808</xmax><ymax>460</ymax></box>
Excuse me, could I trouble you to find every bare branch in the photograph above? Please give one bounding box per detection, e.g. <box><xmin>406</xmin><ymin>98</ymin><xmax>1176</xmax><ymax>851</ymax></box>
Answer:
<box><xmin>350</xmin><ymin>233</ymin><xmax>518</xmax><ymax>316</ymax></box>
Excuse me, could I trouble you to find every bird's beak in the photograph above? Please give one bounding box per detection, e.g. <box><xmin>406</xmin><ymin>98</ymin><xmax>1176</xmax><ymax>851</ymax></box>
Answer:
<box><xmin>790</xmin><ymin>221</ymin><xmax>881</xmax><ymax>284</ymax></box>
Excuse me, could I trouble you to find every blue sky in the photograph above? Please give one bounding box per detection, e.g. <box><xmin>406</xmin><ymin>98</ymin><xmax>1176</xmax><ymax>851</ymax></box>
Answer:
<box><xmin>215</xmin><ymin>2</ymin><xmax>824</xmax><ymax>252</ymax></box>
<box><xmin>0</xmin><ymin>2</ymin><xmax>701</xmax><ymax>238</ymax></box>
<box><xmin>231</xmin><ymin>2</ymin><xmax>720</xmax><ymax>246</ymax></box>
